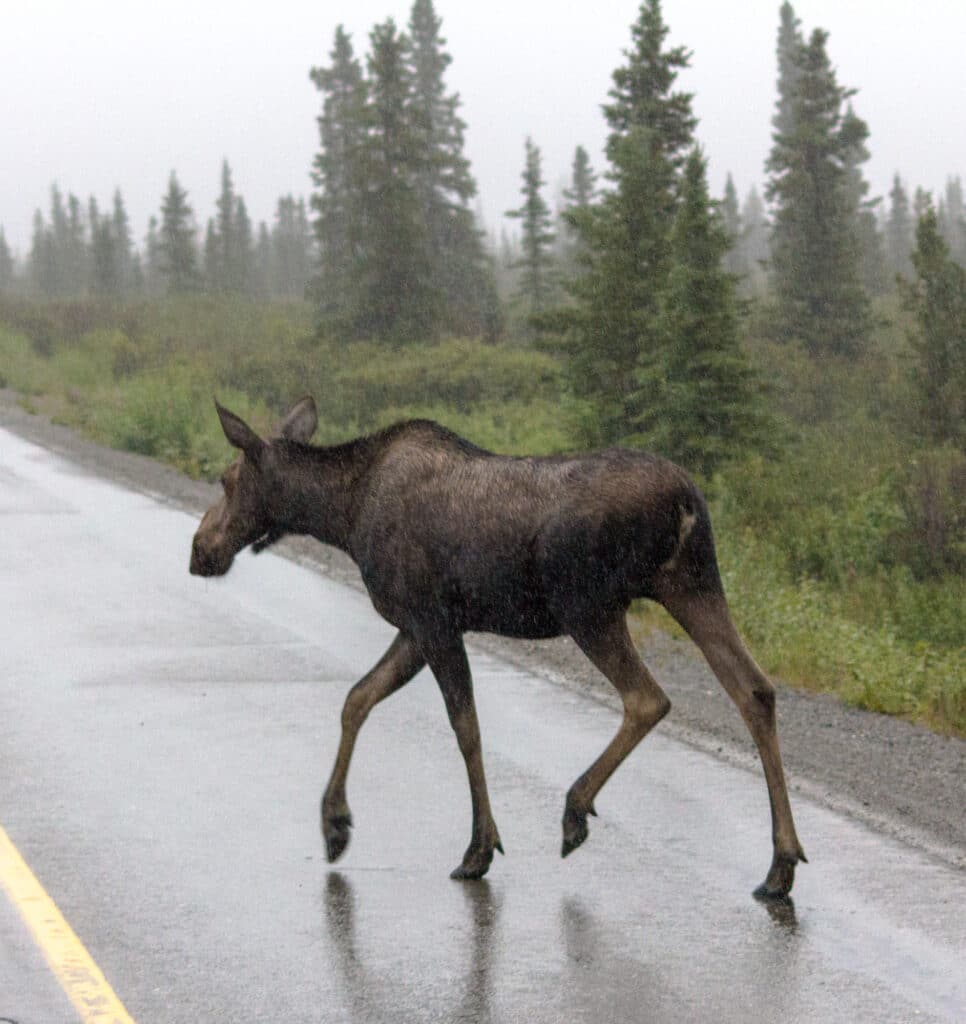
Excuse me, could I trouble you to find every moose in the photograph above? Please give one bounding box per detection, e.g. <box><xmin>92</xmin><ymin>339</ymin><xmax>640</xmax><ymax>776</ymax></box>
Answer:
<box><xmin>190</xmin><ymin>396</ymin><xmax>806</xmax><ymax>898</ymax></box>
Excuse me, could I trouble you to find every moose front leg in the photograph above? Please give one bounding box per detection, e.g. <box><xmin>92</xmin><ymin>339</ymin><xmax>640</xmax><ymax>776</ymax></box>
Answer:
<box><xmin>427</xmin><ymin>639</ymin><xmax>504</xmax><ymax>880</ymax></box>
<box><xmin>322</xmin><ymin>632</ymin><xmax>425</xmax><ymax>862</ymax></box>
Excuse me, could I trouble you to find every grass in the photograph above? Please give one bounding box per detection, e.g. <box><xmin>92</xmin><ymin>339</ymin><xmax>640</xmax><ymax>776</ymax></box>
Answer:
<box><xmin>714</xmin><ymin>529</ymin><xmax>964</xmax><ymax>732</ymax></box>
<box><xmin>1</xmin><ymin>295</ymin><xmax>962</xmax><ymax>735</ymax></box>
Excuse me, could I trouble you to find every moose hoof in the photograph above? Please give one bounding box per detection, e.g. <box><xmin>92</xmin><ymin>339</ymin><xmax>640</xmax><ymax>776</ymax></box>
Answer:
<box><xmin>450</xmin><ymin>852</ymin><xmax>495</xmax><ymax>881</ymax></box>
<box><xmin>753</xmin><ymin>878</ymin><xmax>793</xmax><ymax>901</ymax></box>
<box><xmin>323</xmin><ymin>813</ymin><xmax>353</xmax><ymax>863</ymax></box>
<box><xmin>450</xmin><ymin>836</ymin><xmax>504</xmax><ymax>881</ymax></box>
<box><xmin>753</xmin><ymin>850</ymin><xmax>805</xmax><ymax>900</ymax></box>
<box><xmin>561</xmin><ymin>805</ymin><xmax>592</xmax><ymax>858</ymax></box>
<box><xmin>450</xmin><ymin>861</ymin><xmax>490</xmax><ymax>881</ymax></box>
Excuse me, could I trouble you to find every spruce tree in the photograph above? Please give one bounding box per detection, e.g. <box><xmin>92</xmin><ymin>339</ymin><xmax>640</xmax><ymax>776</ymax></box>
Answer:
<box><xmin>408</xmin><ymin>0</ymin><xmax>489</xmax><ymax>334</ymax></box>
<box><xmin>112</xmin><ymin>189</ymin><xmax>134</xmax><ymax>290</ymax></box>
<box><xmin>203</xmin><ymin>219</ymin><xmax>219</xmax><ymax>289</ymax></box>
<box><xmin>87</xmin><ymin>196</ymin><xmax>101</xmax><ymax>246</ymax></box>
<box><xmin>29</xmin><ymin>209</ymin><xmax>56</xmax><ymax>297</ymax></box>
<box><xmin>0</xmin><ymin>228</ymin><xmax>14</xmax><ymax>294</ymax></box>
<box><xmin>564</xmin><ymin>0</ymin><xmax>697</xmax><ymax>445</ymax></box>
<box><xmin>91</xmin><ymin>209</ymin><xmax>121</xmax><ymax>296</ymax></box>
<box><xmin>309</xmin><ymin>26</ymin><xmax>368</xmax><ymax>330</ymax></box>
<box><xmin>900</xmin><ymin>204</ymin><xmax>966</xmax><ymax>446</ymax></box>
<box><xmin>205</xmin><ymin>160</ymin><xmax>253</xmax><ymax>292</ymax></box>
<box><xmin>273</xmin><ymin>195</ymin><xmax>314</xmax><ymax>299</ymax></box>
<box><xmin>635</xmin><ymin>150</ymin><xmax>769</xmax><ymax>478</ymax></box>
<box><xmin>721</xmin><ymin>173</ymin><xmax>745</xmax><ymax>277</ymax></box>
<box><xmin>885</xmin><ymin>174</ymin><xmax>914</xmax><ymax>279</ymax></box>
<box><xmin>938</xmin><ymin>176</ymin><xmax>966</xmax><ymax>265</ymax></box>
<box><xmin>30</xmin><ymin>186</ymin><xmax>81</xmax><ymax>297</ymax></box>
<box><xmin>559</xmin><ymin>145</ymin><xmax>597</xmax><ymax>273</ymax></box>
<box><xmin>494</xmin><ymin>226</ymin><xmax>519</xmax><ymax>301</ymax></box>
<box><xmin>739</xmin><ymin>186</ymin><xmax>770</xmax><ymax>295</ymax></box>
<box><xmin>158</xmin><ymin>172</ymin><xmax>199</xmax><ymax>294</ymax></box>
<box><xmin>130</xmin><ymin>253</ymin><xmax>145</xmax><ymax>294</ymax></box>
<box><xmin>64</xmin><ymin>193</ymin><xmax>88</xmax><ymax>294</ymax></box>
<box><xmin>254</xmin><ymin>222</ymin><xmax>272</xmax><ymax>299</ymax></box>
<box><xmin>358</xmin><ymin>18</ymin><xmax>439</xmax><ymax>341</ymax></box>
<box><xmin>765</xmin><ymin>26</ymin><xmax>871</xmax><ymax>356</ymax></box>
<box><xmin>214</xmin><ymin>159</ymin><xmax>236</xmax><ymax>291</ymax></box>
<box><xmin>47</xmin><ymin>186</ymin><xmax>69</xmax><ymax>295</ymax></box>
<box><xmin>505</xmin><ymin>137</ymin><xmax>556</xmax><ymax>320</ymax></box>
<box><xmin>773</xmin><ymin>2</ymin><xmax>803</xmax><ymax>142</ymax></box>
<box><xmin>913</xmin><ymin>187</ymin><xmax>931</xmax><ymax>223</ymax></box>
<box><xmin>564</xmin><ymin>146</ymin><xmax>597</xmax><ymax>212</ymax></box>
<box><xmin>295</xmin><ymin>198</ymin><xmax>315</xmax><ymax>293</ymax></box>
<box><xmin>233</xmin><ymin>197</ymin><xmax>254</xmax><ymax>294</ymax></box>
<box><xmin>841</xmin><ymin>104</ymin><xmax>886</xmax><ymax>295</ymax></box>
<box><xmin>143</xmin><ymin>216</ymin><xmax>163</xmax><ymax>296</ymax></box>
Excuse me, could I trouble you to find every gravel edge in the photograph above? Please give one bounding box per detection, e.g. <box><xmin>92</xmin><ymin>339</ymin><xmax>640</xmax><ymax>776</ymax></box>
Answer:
<box><xmin>2</xmin><ymin>390</ymin><xmax>962</xmax><ymax>870</ymax></box>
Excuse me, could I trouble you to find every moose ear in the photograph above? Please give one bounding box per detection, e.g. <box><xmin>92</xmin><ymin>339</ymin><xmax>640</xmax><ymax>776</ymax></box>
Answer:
<box><xmin>278</xmin><ymin>395</ymin><xmax>318</xmax><ymax>444</ymax></box>
<box><xmin>215</xmin><ymin>400</ymin><xmax>265</xmax><ymax>461</ymax></box>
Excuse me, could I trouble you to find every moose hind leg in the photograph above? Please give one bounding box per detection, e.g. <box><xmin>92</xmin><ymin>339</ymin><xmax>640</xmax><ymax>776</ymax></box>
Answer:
<box><xmin>322</xmin><ymin>632</ymin><xmax>425</xmax><ymax>863</ymax></box>
<box><xmin>426</xmin><ymin>640</ymin><xmax>504</xmax><ymax>880</ymax></box>
<box><xmin>563</xmin><ymin>616</ymin><xmax>671</xmax><ymax>857</ymax></box>
<box><xmin>663</xmin><ymin>591</ymin><xmax>807</xmax><ymax>898</ymax></box>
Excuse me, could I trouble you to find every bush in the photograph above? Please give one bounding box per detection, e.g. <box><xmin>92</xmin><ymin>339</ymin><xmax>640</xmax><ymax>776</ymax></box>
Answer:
<box><xmin>0</xmin><ymin>327</ymin><xmax>49</xmax><ymax>393</ymax></box>
<box><xmin>316</xmin><ymin>338</ymin><xmax>563</xmax><ymax>427</ymax></box>
<box><xmin>90</xmin><ymin>369</ymin><xmax>273</xmax><ymax>479</ymax></box>
<box><xmin>845</xmin><ymin>568</ymin><xmax>965</xmax><ymax>648</ymax></box>
<box><xmin>894</xmin><ymin>448</ymin><xmax>966</xmax><ymax>578</ymax></box>
<box><xmin>783</xmin><ymin>478</ymin><xmax>905</xmax><ymax>584</ymax></box>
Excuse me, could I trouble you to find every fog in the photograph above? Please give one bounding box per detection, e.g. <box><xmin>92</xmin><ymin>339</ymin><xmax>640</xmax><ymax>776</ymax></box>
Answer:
<box><xmin>1</xmin><ymin>0</ymin><xmax>963</xmax><ymax>254</ymax></box>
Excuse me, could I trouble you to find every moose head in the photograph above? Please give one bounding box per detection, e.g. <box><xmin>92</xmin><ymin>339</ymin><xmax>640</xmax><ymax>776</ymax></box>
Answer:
<box><xmin>189</xmin><ymin>396</ymin><xmax>318</xmax><ymax>577</ymax></box>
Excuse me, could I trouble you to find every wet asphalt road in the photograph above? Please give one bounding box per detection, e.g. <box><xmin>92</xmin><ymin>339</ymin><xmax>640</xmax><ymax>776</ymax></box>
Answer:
<box><xmin>0</xmin><ymin>425</ymin><xmax>963</xmax><ymax>1024</ymax></box>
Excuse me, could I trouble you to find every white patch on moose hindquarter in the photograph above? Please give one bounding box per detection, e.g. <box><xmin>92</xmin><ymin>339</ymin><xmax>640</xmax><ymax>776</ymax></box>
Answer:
<box><xmin>659</xmin><ymin>507</ymin><xmax>697</xmax><ymax>573</ymax></box>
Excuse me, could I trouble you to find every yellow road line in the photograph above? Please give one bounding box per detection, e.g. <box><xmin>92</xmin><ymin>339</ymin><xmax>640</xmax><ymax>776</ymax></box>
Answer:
<box><xmin>0</xmin><ymin>824</ymin><xmax>136</xmax><ymax>1023</ymax></box>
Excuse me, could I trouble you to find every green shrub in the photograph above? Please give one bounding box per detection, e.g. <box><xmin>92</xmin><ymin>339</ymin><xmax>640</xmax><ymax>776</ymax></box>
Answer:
<box><xmin>88</xmin><ymin>367</ymin><xmax>273</xmax><ymax>479</ymax></box>
<box><xmin>0</xmin><ymin>327</ymin><xmax>49</xmax><ymax>393</ymax></box>
<box><xmin>716</xmin><ymin>529</ymin><xmax>965</xmax><ymax>733</ymax></box>
<box><xmin>316</xmin><ymin>338</ymin><xmax>563</xmax><ymax>426</ymax></box>
<box><xmin>893</xmin><ymin>448</ymin><xmax>966</xmax><ymax>578</ymax></box>
<box><xmin>50</xmin><ymin>329</ymin><xmax>119</xmax><ymax>396</ymax></box>
<box><xmin>782</xmin><ymin>478</ymin><xmax>906</xmax><ymax>584</ymax></box>
<box><xmin>844</xmin><ymin>568</ymin><xmax>965</xmax><ymax>648</ymax></box>
<box><xmin>367</xmin><ymin>398</ymin><xmax>571</xmax><ymax>455</ymax></box>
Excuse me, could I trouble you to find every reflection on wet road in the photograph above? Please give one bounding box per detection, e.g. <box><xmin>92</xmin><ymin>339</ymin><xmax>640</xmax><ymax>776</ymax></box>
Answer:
<box><xmin>0</xmin><ymin>425</ymin><xmax>963</xmax><ymax>1023</ymax></box>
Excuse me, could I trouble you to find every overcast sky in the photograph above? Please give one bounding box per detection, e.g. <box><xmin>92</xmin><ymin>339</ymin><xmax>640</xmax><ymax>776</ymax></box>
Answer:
<box><xmin>2</xmin><ymin>1</ymin><xmax>963</xmax><ymax>256</ymax></box>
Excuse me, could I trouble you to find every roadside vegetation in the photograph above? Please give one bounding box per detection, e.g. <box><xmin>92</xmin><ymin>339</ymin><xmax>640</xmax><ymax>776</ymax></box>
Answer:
<box><xmin>0</xmin><ymin>293</ymin><xmax>962</xmax><ymax>735</ymax></box>
<box><xmin>0</xmin><ymin>1</ymin><xmax>962</xmax><ymax>734</ymax></box>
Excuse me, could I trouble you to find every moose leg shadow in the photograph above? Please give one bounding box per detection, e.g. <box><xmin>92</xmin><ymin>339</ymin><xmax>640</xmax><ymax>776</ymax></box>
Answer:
<box><xmin>323</xmin><ymin>872</ymin><xmax>499</xmax><ymax>1024</ymax></box>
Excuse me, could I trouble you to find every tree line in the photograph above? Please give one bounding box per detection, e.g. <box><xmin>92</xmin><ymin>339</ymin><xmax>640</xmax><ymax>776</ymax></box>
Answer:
<box><xmin>0</xmin><ymin>162</ymin><xmax>314</xmax><ymax>302</ymax></box>
<box><xmin>499</xmin><ymin>0</ymin><xmax>964</xmax><ymax>454</ymax></box>
<box><xmin>498</xmin><ymin>4</ymin><xmax>965</xmax><ymax>323</ymax></box>
<box><xmin>309</xmin><ymin>0</ymin><xmax>500</xmax><ymax>342</ymax></box>
<box><xmin>0</xmin><ymin>0</ymin><xmax>963</xmax><ymax>458</ymax></box>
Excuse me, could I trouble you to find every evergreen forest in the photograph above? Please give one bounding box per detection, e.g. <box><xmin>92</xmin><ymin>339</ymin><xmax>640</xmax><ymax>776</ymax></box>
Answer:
<box><xmin>0</xmin><ymin>1</ymin><xmax>963</xmax><ymax>733</ymax></box>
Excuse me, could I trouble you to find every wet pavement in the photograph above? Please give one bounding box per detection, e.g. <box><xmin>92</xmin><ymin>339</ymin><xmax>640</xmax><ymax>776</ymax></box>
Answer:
<box><xmin>0</xmin><ymin>424</ymin><xmax>963</xmax><ymax>1023</ymax></box>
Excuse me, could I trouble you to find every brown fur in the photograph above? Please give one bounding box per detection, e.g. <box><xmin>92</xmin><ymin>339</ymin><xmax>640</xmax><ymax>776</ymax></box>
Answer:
<box><xmin>190</xmin><ymin>396</ymin><xmax>806</xmax><ymax>896</ymax></box>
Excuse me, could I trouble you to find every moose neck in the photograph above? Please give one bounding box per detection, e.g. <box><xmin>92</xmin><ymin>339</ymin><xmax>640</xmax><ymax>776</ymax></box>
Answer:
<box><xmin>269</xmin><ymin>437</ymin><xmax>375</xmax><ymax>552</ymax></box>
